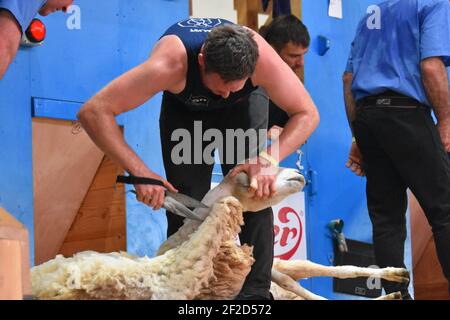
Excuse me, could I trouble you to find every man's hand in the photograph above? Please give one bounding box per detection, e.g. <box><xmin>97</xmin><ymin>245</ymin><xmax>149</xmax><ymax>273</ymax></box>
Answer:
<box><xmin>134</xmin><ymin>171</ymin><xmax>178</xmax><ymax>210</ymax></box>
<box><xmin>346</xmin><ymin>141</ymin><xmax>365</xmax><ymax>177</ymax></box>
<box><xmin>438</xmin><ymin>121</ymin><xmax>450</xmax><ymax>152</ymax></box>
<box><xmin>230</xmin><ymin>157</ymin><xmax>278</xmax><ymax>200</ymax></box>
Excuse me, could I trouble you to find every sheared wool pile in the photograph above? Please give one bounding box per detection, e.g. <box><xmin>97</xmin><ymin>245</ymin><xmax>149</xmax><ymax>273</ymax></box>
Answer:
<box><xmin>32</xmin><ymin>197</ymin><xmax>248</xmax><ymax>300</ymax></box>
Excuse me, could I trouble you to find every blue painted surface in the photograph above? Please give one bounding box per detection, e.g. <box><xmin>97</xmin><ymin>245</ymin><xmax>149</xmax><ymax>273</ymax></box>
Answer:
<box><xmin>0</xmin><ymin>49</ymin><xmax>34</xmax><ymax>263</ymax></box>
<box><xmin>32</xmin><ymin>97</ymin><xmax>126</xmax><ymax>124</ymax></box>
<box><xmin>301</xmin><ymin>0</ymin><xmax>414</xmax><ymax>299</ymax></box>
<box><xmin>0</xmin><ymin>0</ymin><xmax>189</xmax><ymax>264</ymax></box>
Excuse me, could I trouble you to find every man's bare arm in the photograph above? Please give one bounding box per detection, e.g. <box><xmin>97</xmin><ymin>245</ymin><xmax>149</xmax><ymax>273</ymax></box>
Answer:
<box><xmin>343</xmin><ymin>71</ymin><xmax>357</xmax><ymax>135</ymax></box>
<box><xmin>421</xmin><ymin>57</ymin><xmax>450</xmax><ymax>151</ymax></box>
<box><xmin>0</xmin><ymin>10</ymin><xmax>22</xmax><ymax>80</ymax></box>
<box><xmin>251</xmin><ymin>31</ymin><xmax>320</xmax><ymax>162</ymax></box>
<box><xmin>77</xmin><ymin>36</ymin><xmax>187</xmax><ymax>208</ymax></box>
<box><xmin>342</xmin><ymin>71</ymin><xmax>364</xmax><ymax>176</ymax></box>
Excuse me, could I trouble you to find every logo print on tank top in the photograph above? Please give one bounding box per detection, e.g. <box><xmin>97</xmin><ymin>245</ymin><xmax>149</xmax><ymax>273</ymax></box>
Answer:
<box><xmin>178</xmin><ymin>18</ymin><xmax>222</xmax><ymax>32</ymax></box>
<box><xmin>187</xmin><ymin>95</ymin><xmax>210</xmax><ymax>108</ymax></box>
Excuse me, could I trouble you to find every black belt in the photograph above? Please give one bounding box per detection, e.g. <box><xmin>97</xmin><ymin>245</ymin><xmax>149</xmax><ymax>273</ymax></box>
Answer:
<box><xmin>356</xmin><ymin>91</ymin><xmax>426</xmax><ymax>109</ymax></box>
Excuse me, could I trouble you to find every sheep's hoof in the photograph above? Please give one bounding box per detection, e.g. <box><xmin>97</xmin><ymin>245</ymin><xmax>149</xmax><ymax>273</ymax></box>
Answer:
<box><xmin>375</xmin><ymin>291</ymin><xmax>402</xmax><ymax>300</ymax></box>
<box><xmin>381</xmin><ymin>268</ymin><xmax>410</xmax><ymax>283</ymax></box>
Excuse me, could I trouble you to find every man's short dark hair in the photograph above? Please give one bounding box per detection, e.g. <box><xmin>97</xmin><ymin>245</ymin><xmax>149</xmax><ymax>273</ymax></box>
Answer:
<box><xmin>203</xmin><ymin>24</ymin><xmax>259</xmax><ymax>82</ymax></box>
<box><xmin>261</xmin><ymin>15</ymin><xmax>310</xmax><ymax>52</ymax></box>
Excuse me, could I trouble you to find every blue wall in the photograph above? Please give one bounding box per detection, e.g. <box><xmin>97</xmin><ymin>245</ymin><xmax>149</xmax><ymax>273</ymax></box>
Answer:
<box><xmin>0</xmin><ymin>0</ymin><xmax>189</xmax><ymax>264</ymax></box>
<box><xmin>301</xmin><ymin>0</ymin><xmax>413</xmax><ymax>299</ymax></box>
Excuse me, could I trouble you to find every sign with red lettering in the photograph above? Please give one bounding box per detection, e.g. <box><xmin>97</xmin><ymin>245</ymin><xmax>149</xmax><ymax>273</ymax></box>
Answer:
<box><xmin>273</xmin><ymin>192</ymin><xmax>307</xmax><ymax>261</ymax></box>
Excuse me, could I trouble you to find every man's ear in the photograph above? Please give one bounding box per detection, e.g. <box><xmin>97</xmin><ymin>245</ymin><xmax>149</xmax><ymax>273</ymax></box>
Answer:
<box><xmin>198</xmin><ymin>53</ymin><xmax>205</xmax><ymax>68</ymax></box>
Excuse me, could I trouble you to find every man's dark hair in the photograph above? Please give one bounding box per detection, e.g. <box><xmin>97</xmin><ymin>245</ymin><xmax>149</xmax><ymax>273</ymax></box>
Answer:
<box><xmin>203</xmin><ymin>24</ymin><xmax>259</xmax><ymax>82</ymax></box>
<box><xmin>261</xmin><ymin>15</ymin><xmax>310</xmax><ymax>52</ymax></box>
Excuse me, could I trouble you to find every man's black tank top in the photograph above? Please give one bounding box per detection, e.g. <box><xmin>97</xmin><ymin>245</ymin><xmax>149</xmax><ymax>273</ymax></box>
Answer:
<box><xmin>161</xmin><ymin>18</ymin><xmax>257</xmax><ymax>112</ymax></box>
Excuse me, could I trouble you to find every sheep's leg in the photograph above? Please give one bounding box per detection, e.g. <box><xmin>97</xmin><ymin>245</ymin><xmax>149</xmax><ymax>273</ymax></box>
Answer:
<box><xmin>374</xmin><ymin>292</ymin><xmax>403</xmax><ymax>300</ymax></box>
<box><xmin>273</xmin><ymin>259</ymin><xmax>409</xmax><ymax>284</ymax></box>
<box><xmin>271</xmin><ymin>269</ymin><xmax>326</xmax><ymax>300</ymax></box>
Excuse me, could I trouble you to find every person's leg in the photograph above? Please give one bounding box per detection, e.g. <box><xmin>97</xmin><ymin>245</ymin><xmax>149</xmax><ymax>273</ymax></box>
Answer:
<box><xmin>354</xmin><ymin>109</ymin><xmax>411</xmax><ymax>297</ymax></box>
<box><xmin>159</xmin><ymin>94</ymin><xmax>215</xmax><ymax>237</ymax></box>
<box><xmin>220</xmin><ymin>89</ymin><xmax>274</xmax><ymax>299</ymax></box>
<box><xmin>380</xmin><ymin>109</ymin><xmax>450</xmax><ymax>284</ymax></box>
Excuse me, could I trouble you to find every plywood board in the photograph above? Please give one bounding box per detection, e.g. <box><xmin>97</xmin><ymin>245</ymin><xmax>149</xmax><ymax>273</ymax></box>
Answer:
<box><xmin>413</xmin><ymin>238</ymin><xmax>449</xmax><ymax>300</ymax></box>
<box><xmin>59</xmin><ymin>156</ymin><xmax>126</xmax><ymax>257</ymax></box>
<box><xmin>32</xmin><ymin>118</ymin><xmax>104</xmax><ymax>265</ymax></box>
<box><xmin>0</xmin><ymin>208</ymin><xmax>31</xmax><ymax>296</ymax></box>
<box><xmin>0</xmin><ymin>240</ymin><xmax>22</xmax><ymax>299</ymax></box>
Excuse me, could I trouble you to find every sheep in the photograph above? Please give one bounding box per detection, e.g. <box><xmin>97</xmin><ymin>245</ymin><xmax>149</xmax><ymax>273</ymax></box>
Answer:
<box><xmin>31</xmin><ymin>168</ymin><xmax>409</xmax><ymax>300</ymax></box>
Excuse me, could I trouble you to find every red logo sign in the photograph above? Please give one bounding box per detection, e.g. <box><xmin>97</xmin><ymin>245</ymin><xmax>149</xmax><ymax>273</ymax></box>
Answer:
<box><xmin>274</xmin><ymin>207</ymin><xmax>303</xmax><ymax>260</ymax></box>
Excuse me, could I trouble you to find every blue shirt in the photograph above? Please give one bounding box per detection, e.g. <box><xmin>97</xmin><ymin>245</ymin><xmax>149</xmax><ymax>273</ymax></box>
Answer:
<box><xmin>0</xmin><ymin>0</ymin><xmax>46</xmax><ymax>32</ymax></box>
<box><xmin>346</xmin><ymin>0</ymin><xmax>450</xmax><ymax>106</ymax></box>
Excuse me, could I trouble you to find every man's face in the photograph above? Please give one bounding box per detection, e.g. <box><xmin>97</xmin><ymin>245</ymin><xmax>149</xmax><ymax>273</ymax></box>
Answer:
<box><xmin>202</xmin><ymin>72</ymin><xmax>248</xmax><ymax>99</ymax></box>
<box><xmin>39</xmin><ymin>0</ymin><xmax>74</xmax><ymax>16</ymax></box>
<box><xmin>198</xmin><ymin>53</ymin><xmax>248</xmax><ymax>99</ymax></box>
<box><xmin>277</xmin><ymin>42</ymin><xmax>308</xmax><ymax>73</ymax></box>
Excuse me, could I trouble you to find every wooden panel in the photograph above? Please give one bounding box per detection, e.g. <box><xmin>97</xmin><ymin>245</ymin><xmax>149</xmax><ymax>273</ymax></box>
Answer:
<box><xmin>0</xmin><ymin>240</ymin><xmax>22</xmax><ymax>299</ymax></box>
<box><xmin>0</xmin><ymin>207</ymin><xmax>28</xmax><ymax>242</ymax></box>
<box><xmin>0</xmin><ymin>208</ymin><xmax>31</xmax><ymax>297</ymax></box>
<box><xmin>259</xmin><ymin>0</ymin><xmax>302</xmax><ymax>27</ymax></box>
<box><xmin>410</xmin><ymin>192</ymin><xmax>449</xmax><ymax>299</ymax></box>
<box><xmin>413</xmin><ymin>238</ymin><xmax>449</xmax><ymax>300</ymax></box>
<box><xmin>32</xmin><ymin>118</ymin><xmax>104</xmax><ymax>265</ymax></box>
<box><xmin>59</xmin><ymin>156</ymin><xmax>126</xmax><ymax>257</ymax></box>
<box><xmin>291</xmin><ymin>0</ymin><xmax>302</xmax><ymax>19</ymax></box>
<box><xmin>59</xmin><ymin>235</ymin><xmax>125</xmax><ymax>256</ymax></box>
<box><xmin>234</xmin><ymin>0</ymin><xmax>261</xmax><ymax>31</ymax></box>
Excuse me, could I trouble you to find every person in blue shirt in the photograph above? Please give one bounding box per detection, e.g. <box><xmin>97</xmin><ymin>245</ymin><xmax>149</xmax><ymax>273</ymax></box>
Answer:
<box><xmin>0</xmin><ymin>0</ymin><xmax>74</xmax><ymax>79</ymax></box>
<box><xmin>343</xmin><ymin>0</ymin><xmax>450</xmax><ymax>298</ymax></box>
<box><xmin>78</xmin><ymin>18</ymin><xmax>319</xmax><ymax>300</ymax></box>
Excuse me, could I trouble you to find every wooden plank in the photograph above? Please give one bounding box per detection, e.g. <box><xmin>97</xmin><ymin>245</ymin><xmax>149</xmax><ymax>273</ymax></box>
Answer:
<box><xmin>291</xmin><ymin>0</ymin><xmax>302</xmax><ymax>19</ymax></box>
<box><xmin>0</xmin><ymin>208</ymin><xmax>28</xmax><ymax>242</ymax></box>
<box><xmin>0</xmin><ymin>240</ymin><xmax>23</xmax><ymax>299</ymax></box>
<box><xmin>32</xmin><ymin>118</ymin><xmax>104</xmax><ymax>265</ymax></box>
<box><xmin>0</xmin><ymin>208</ymin><xmax>31</xmax><ymax>297</ymax></box>
<box><xmin>59</xmin><ymin>235</ymin><xmax>126</xmax><ymax>256</ymax></box>
<box><xmin>234</xmin><ymin>0</ymin><xmax>260</xmax><ymax>31</ymax></box>
<box><xmin>413</xmin><ymin>238</ymin><xmax>449</xmax><ymax>299</ymax></box>
<box><xmin>59</xmin><ymin>156</ymin><xmax>126</xmax><ymax>257</ymax></box>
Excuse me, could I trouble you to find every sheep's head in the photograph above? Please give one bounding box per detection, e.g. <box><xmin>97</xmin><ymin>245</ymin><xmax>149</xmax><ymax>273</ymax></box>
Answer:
<box><xmin>227</xmin><ymin>167</ymin><xmax>305</xmax><ymax>212</ymax></box>
<box><xmin>198</xmin><ymin>167</ymin><xmax>305</xmax><ymax>215</ymax></box>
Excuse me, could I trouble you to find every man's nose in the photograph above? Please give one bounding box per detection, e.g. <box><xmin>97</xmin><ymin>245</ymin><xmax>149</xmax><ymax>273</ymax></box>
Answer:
<box><xmin>221</xmin><ymin>91</ymin><xmax>230</xmax><ymax>99</ymax></box>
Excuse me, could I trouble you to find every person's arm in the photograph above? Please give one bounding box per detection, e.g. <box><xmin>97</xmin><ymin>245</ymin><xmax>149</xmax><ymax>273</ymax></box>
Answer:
<box><xmin>343</xmin><ymin>71</ymin><xmax>364</xmax><ymax>176</ymax></box>
<box><xmin>251</xmin><ymin>31</ymin><xmax>319</xmax><ymax>162</ymax></box>
<box><xmin>418</xmin><ymin>0</ymin><xmax>450</xmax><ymax>151</ymax></box>
<box><xmin>421</xmin><ymin>57</ymin><xmax>450</xmax><ymax>151</ymax></box>
<box><xmin>231</xmin><ymin>30</ymin><xmax>319</xmax><ymax>199</ymax></box>
<box><xmin>0</xmin><ymin>10</ymin><xmax>21</xmax><ymax>80</ymax></box>
<box><xmin>77</xmin><ymin>35</ymin><xmax>187</xmax><ymax>209</ymax></box>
